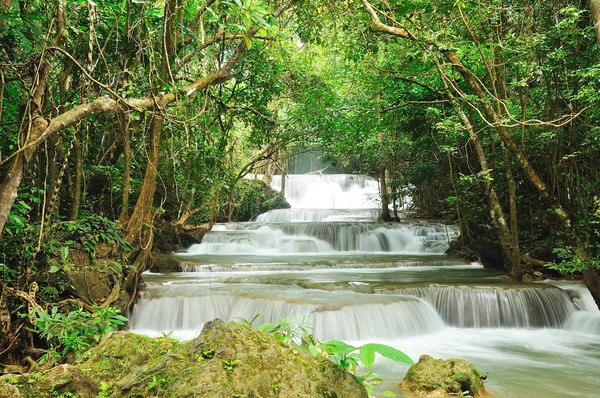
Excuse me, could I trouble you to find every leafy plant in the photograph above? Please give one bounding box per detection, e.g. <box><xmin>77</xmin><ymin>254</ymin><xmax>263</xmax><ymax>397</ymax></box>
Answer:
<box><xmin>222</xmin><ymin>359</ymin><xmax>241</xmax><ymax>371</ymax></box>
<box><xmin>46</xmin><ymin>211</ymin><xmax>130</xmax><ymax>259</ymax></box>
<box><xmin>318</xmin><ymin>340</ymin><xmax>414</xmax><ymax>373</ymax></box>
<box><xmin>237</xmin><ymin>315</ymin><xmax>411</xmax><ymax>396</ymax></box>
<box><xmin>26</xmin><ymin>305</ymin><xmax>128</xmax><ymax>363</ymax></box>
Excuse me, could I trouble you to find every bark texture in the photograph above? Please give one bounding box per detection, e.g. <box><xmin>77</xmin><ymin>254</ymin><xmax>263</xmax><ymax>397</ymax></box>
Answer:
<box><xmin>590</xmin><ymin>0</ymin><xmax>600</xmax><ymax>46</ymax></box>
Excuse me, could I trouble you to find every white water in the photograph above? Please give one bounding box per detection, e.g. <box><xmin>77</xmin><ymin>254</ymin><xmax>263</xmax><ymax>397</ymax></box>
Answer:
<box><xmin>256</xmin><ymin>208</ymin><xmax>380</xmax><ymax>222</ymax></box>
<box><xmin>132</xmin><ymin>172</ymin><xmax>600</xmax><ymax>397</ymax></box>
<box><xmin>269</xmin><ymin>174</ymin><xmax>381</xmax><ymax>209</ymax></box>
<box><xmin>384</xmin><ymin>285</ymin><xmax>574</xmax><ymax>328</ymax></box>
<box><xmin>183</xmin><ymin>223</ymin><xmax>459</xmax><ymax>256</ymax></box>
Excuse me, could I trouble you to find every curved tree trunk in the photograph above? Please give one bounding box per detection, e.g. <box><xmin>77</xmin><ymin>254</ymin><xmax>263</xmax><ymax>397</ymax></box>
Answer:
<box><xmin>123</xmin><ymin>116</ymin><xmax>162</xmax><ymax>292</ymax></box>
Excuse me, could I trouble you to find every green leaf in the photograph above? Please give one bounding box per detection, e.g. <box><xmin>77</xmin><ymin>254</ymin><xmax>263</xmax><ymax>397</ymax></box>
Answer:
<box><xmin>363</xmin><ymin>343</ymin><xmax>414</xmax><ymax>365</ymax></box>
<box><xmin>359</xmin><ymin>344</ymin><xmax>376</xmax><ymax>368</ymax></box>
<box><xmin>48</xmin><ymin>265</ymin><xmax>60</xmax><ymax>274</ymax></box>
<box><xmin>320</xmin><ymin>340</ymin><xmax>358</xmax><ymax>355</ymax></box>
<box><xmin>243</xmin><ymin>32</ymin><xmax>252</xmax><ymax>49</ymax></box>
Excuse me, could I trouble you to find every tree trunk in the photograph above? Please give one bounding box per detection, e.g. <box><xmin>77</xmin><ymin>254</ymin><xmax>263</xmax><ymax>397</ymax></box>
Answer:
<box><xmin>122</xmin><ymin>0</ymin><xmax>176</xmax><ymax>292</ymax></box>
<box><xmin>123</xmin><ymin>115</ymin><xmax>162</xmax><ymax>290</ymax></box>
<box><xmin>590</xmin><ymin>0</ymin><xmax>600</xmax><ymax>46</ymax></box>
<box><xmin>0</xmin><ymin>61</ymin><xmax>49</xmax><ymax>237</ymax></box>
<box><xmin>379</xmin><ymin>166</ymin><xmax>391</xmax><ymax>221</ymax></box>
<box><xmin>502</xmin><ymin>145</ymin><xmax>522</xmax><ymax>279</ymax></box>
<box><xmin>456</xmin><ymin>107</ymin><xmax>516</xmax><ymax>271</ymax></box>
<box><xmin>119</xmin><ymin>122</ymin><xmax>132</xmax><ymax>223</ymax></box>
<box><xmin>280</xmin><ymin>148</ymin><xmax>287</xmax><ymax>197</ymax></box>
<box><xmin>584</xmin><ymin>265</ymin><xmax>600</xmax><ymax>310</ymax></box>
<box><xmin>70</xmin><ymin>134</ymin><xmax>82</xmax><ymax>221</ymax></box>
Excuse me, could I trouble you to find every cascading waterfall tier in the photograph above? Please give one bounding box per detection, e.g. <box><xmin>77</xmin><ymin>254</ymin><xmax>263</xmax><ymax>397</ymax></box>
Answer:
<box><xmin>180</xmin><ymin>259</ymin><xmax>471</xmax><ymax>273</ymax></box>
<box><xmin>183</xmin><ymin>222</ymin><xmax>458</xmax><ymax>256</ymax></box>
<box><xmin>255</xmin><ymin>208</ymin><xmax>380</xmax><ymax>223</ymax></box>
<box><xmin>379</xmin><ymin>285</ymin><xmax>575</xmax><ymax>328</ymax></box>
<box><xmin>130</xmin><ymin>284</ymin><xmax>445</xmax><ymax>341</ymax></box>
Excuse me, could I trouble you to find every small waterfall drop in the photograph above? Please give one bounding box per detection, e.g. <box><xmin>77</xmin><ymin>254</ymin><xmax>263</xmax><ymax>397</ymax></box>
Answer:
<box><xmin>130</xmin><ymin>286</ymin><xmax>445</xmax><ymax>340</ymax></box>
<box><xmin>183</xmin><ymin>223</ymin><xmax>458</xmax><ymax>256</ymax></box>
<box><xmin>256</xmin><ymin>208</ymin><xmax>380</xmax><ymax>223</ymax></box>
<box><xmin>381</xmin><ymin>285</ymin><xmax>575</xmax><ymax>328</ymax></box>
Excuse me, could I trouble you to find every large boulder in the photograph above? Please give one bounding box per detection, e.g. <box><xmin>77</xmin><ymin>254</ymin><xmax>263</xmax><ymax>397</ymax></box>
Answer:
<box><xmin>1</xmin><ymin>364</ymin><xmax>98</xmax><ymax>398</ymax></box>
<box><xmin>76</xmin><ymin>319</ymin><xmax>367</xmax><ymax>398</ymax></box>
<box><xmin>0</xmin><ymin>380</ymin><xmax>21</xmax><ymax>397</ymax></box>
<box><xmin>148</xmin><ymin>251</ymin><xmax>183</xmax><ymax>273</ymax></box>
<box><xmin>401</xmin><ymin>355</ymin><xmax>485</xmax><ymax>397</ymax></box>
<box><xmin>4</xmin><ymin>320</ymin><xmax>367</xmax><ymax>397</ymax></box>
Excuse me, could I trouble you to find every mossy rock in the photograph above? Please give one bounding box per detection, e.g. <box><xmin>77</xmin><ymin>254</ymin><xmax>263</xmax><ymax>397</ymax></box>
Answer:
<box><xmin>0</xmin><ymin>380</ymin><xmax>21</xmax><ymax>397</ymax></box>
<box><xmin>74</xmin><ymin>319</ymin><xmax>367</xmax><ymax>397</ymax></box>
<box><xmin>0</xmin><ymin>364</ymin><xmax>98</xmax><ymax>398</ymax></box>
<box><xmin>6</xmin><ymin>321</ymin><xmax>367</xmax><ymax>397</ymax></box>
<box><xmin>76</xmin><ymin>331</ymin><xmax>183</xmax><ymax>384</ymax></box>
<box><xmin>148</xmin><ymin>251</ymin><xmax>183</xmax><ymax>273</ymax></box>
<box><xmin>401</xmin><ymin>354</ymin><xmax>485</xmax><ymax>397</ymax></box>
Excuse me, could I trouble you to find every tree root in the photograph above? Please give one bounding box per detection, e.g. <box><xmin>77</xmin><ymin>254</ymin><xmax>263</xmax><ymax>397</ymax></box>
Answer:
<box><xmin>522</xmin><ymin>253</ymin><xmax>547</xmax><ymax>269</ymax></box>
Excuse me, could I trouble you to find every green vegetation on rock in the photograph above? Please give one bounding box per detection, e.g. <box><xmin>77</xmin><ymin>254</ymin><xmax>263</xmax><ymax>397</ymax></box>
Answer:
<box><xmin>223</xmin><ymin>178</ymin><xmax>290</xmax><ymax>222</ymax></box>
<box><xmin>402</xmin><ymin>355</ymin><xmax>485</xmax><ymax>398</ymax></box>
<box><xmin>1</xmin><ymin>319</ymin><xmax>368</xmax><ymax>398</ymax></box>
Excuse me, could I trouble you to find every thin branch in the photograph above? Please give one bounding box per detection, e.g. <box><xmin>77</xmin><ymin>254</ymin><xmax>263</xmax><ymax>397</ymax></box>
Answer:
<box><xmin>381</xmin><ymin>100</ymin><xmax>450</xmax><ymax>112</ymax></box>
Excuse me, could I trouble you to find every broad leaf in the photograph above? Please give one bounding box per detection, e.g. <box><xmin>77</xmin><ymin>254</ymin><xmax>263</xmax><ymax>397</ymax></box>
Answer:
<box><xmin>320</xmin><ymin>340</ymin><xmax>358</xmax><ymax>355</ymax></box>
<box><xmin>363</xmin><ymin>343</ymin><xmax>414</xmax><ymax>365</ymax></box>
<box><xmin>359</xmin><ymin>344</ymin><xmax>376</xmax><ymax>368</ymax></box>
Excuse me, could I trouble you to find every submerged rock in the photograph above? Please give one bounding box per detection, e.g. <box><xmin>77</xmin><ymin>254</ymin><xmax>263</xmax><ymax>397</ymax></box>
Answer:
<box><xmin>401</xmin><ymin>354</ymin><xmax>485</xmax><ymax>397</ymax></box>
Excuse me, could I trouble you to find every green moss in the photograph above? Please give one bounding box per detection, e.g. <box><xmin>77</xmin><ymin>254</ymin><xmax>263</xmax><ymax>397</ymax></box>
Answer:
<box><xmin>402</xmin><ymin>355</ymin><xmax>485</xmax><ymax>397</ymax></box>
<box><xmin>8</xmin><ymin>321</ymin><xmax>367</xmax><ymax>398</ymax></box>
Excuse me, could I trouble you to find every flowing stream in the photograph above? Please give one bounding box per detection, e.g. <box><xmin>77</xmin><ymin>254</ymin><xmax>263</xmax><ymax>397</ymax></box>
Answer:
<box><xmin>131</xmin><ymin>174</ymin><xmax>600</xmax><ymax>397</ymax></box>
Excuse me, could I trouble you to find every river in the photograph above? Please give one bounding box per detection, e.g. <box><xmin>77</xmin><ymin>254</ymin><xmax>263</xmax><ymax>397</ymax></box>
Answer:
<box><xmin>130</xmin><ymin>174</ymin><xmax>600</xmax><ymax>397</ymax></box>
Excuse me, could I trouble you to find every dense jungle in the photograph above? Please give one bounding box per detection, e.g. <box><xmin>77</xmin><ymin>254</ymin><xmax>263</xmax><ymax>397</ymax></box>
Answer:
<box><xmin>1</xmin><ymin>0</ymin><xmax>600</xmax><ymax>397</ymax></box>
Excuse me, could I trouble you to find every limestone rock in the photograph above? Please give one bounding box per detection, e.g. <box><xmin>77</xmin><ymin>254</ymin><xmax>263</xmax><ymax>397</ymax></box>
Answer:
<box><xmin>148</xmin><ymin>251</ymin><xmax>182</xmax><ymax>273</ymax></box>
<box><xmin>0</xmin><ymin>380</ymin><xmax>21</xmax><ymax>397</ymax></box>
<box><xmin>77</xmin><ymin>319</ymin><xmax>367</xmax><ymax>398</ymax></box>
<box><xmin>402</xmin><ymin>354</ymin><xmax>485</xmax><ymax>397</ymax></box>
<box><xmin>1</xmin><ymin>364</ymin><xmax>98</xmax><ymax>398</ymax></box>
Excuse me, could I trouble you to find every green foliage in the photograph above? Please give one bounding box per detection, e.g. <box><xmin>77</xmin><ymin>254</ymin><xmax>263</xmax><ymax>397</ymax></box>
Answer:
<box><xmin>545</xmin><ymin>246</ymin><xmax>600</xmax><ymax>275</ymax></box>
<box><xmin>26</xmin><ymin>305</ymin><xmax>128</xmax><ymax>363</ymax></box>
<box><xmin>46</xmin><ymin>211</ymin><xmax>130</xmax><ymax>259</ymax></box>
<box><xmin>222</xmin><ymin>359</ymin><xmax>241</xmax><ymax>371</ymax></box>
<box><xmin>226</xmin><ymin>178</ymin><xmax>290</xmax><ymax>222</ymax></box>
<box><xmin>318</xmin><ymin>340</ymin><xmax>414</xmax><ymax>372</ymax></box>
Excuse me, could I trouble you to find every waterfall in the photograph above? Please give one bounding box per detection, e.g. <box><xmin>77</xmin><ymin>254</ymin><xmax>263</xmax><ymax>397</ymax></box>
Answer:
<box><xmin>268</xmin><ymin>174</ymin><xmax>381</xmax><ymax>209</ymax></box>
<box><xmin>134</xmin><ymin>171</ymin><xmax>600</xmax><ymax>397</ymax></box>
<box><xmin>130</xmin><ymin>286</ymin><xmax>445</xmax><ymax>340</ymax></box>
<box><xmin>255</xmin><ymin>208</ymin><xmax>380</xmax><ymax>223</ymax></box>
<box><xmin>182</xmin><ymin>223</ymin><xmax>459</xmax><ymax>256</ymax></box>
<box><xmin>380</xmin><ymin>285</ymin><xmax>575</xmax><ymax>328</ymax></box>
